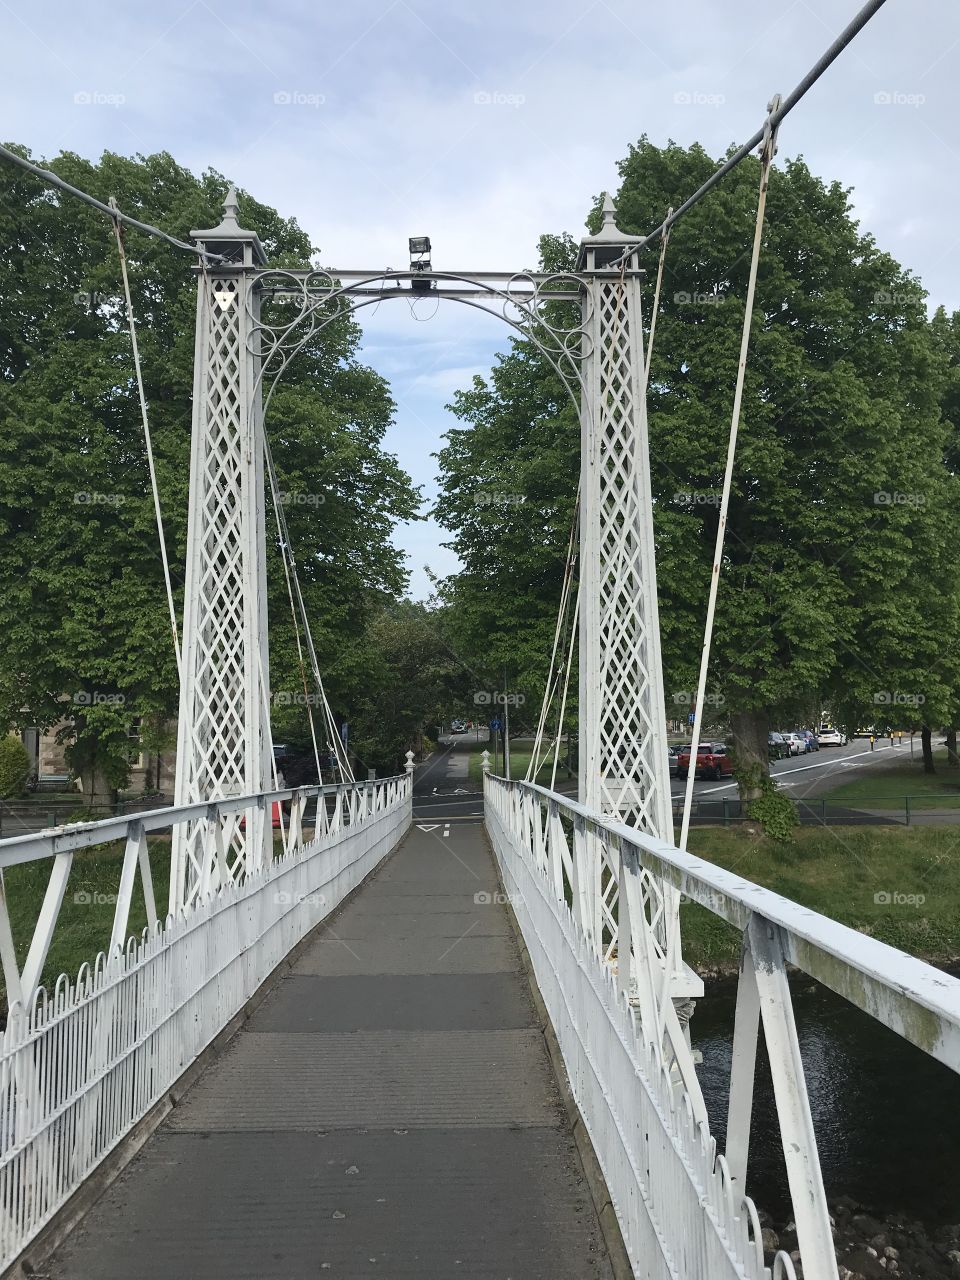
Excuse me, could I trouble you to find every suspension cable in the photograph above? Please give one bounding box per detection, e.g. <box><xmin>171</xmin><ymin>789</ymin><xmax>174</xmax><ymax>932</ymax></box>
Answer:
<box><xmin>549</xmin><ymin>583</ymin><xmax>579</xmax><ymax>793</ymax></box>
<box><xmin>644</xmin><ymin>210</ymin><xmax>672</xmax><ymax>384</ymax></box>
<box><xmin>677</xmin><ymin>98</ymin><xmax>782</xmax><ymax>852</ymax></box>
<box><xmin>109</xmin><ymin>200</ymin><xmax>182</xmax><ymax>678</ymax></box>
<box><xmin>263</xmin><ymin>434</ymin><xmax>354</xmax><ymax>784</ymax></box>
<box><xmin>611</xmin><ymin>0</ymin><xmax>887</xmax><ymax>263</ymax></box>
<box><xmin>267</xmin><ymin>459</ymin><xmax>325</xmax><ymax>785</ymax></box>
<box><xmin>527</xmin><ymin>494</ymin><xmax>580</xmax><ymax>781</ymax></box>
<box><xmin>0</xmin><ymin>142</ymin><xmax>224</xmax><ymax>262</ymax></box>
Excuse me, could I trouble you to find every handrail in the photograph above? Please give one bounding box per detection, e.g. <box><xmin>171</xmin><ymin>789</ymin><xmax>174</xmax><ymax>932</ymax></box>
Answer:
<box><xmin>499</xmin><ymin>776</ymin><xmax>960</xmax><ymax>1069</ymax></box>
<box><xmin>0</xmin><ymin>776</ymin><xmax>406</xmax><ymax>867</ymax></box>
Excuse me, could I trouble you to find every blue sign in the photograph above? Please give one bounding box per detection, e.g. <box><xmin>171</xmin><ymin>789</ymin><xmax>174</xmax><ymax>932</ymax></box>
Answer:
<box><xmin>688</xmin><ymin>713</ymin><xmax>695</xmax><ymax>725</ymax></box>
<box><xmin>490</xmin><ymin>718</ymin><xmax>502</xmax><ymax>731</ymax></box>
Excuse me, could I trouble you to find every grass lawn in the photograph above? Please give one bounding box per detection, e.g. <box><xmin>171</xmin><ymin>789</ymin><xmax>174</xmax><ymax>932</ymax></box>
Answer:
<box><xmin>468</xmin><ymin>745</ymin><xmax>575</xmax><ymax>786</ymax></box>
<box><xmin>823</xmin><ymin>747</ymin><xmax>960</xmax><ymax>810</ymax></box>
<box><xmin>680</xmin><ymin>824</ymin><xmax>960</xmax><ymax>971</ymax></box>
<box><xmin>0</xmin><ymin>833</ymin><xmax>289</xmax><ymax>1012</ymax></box>
<box><xmin>0</xmin><ymin>839</ymin><xmax>172</xmax><ymax>1012</ymax></box>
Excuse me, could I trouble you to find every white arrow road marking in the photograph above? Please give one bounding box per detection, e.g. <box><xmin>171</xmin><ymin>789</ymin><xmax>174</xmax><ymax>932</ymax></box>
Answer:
<box><xmin>417</xmin><ymin>824</ymin><xmax>440</xmax><ymax>832</ymax></box>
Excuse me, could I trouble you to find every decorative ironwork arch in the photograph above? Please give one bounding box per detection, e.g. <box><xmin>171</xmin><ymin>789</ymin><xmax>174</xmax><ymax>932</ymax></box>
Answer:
<box><xmin>246</xmin><ymin>267</ymin><xmax>594</xmax><ymax>427</ymax></box>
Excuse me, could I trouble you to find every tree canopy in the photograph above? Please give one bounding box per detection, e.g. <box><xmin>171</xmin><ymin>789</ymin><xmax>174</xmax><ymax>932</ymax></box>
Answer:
<box><xmin>0</xmin><ymin>145</ymin><xmax>420</xmax><ymax>792</ymax></box>
<box><xmin>436</xmin><ymin>138</ymin><xmax>960</xmax><ymax>795</ymax></box>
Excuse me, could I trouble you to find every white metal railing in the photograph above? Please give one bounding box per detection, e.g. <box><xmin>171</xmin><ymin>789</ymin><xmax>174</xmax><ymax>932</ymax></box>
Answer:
<box><xmin>0</xmin><ymin>774</ymin><xmax>411</xmax><ymax>1268</ymax></box>
<box><xmin>484</xmin><ymin>774</ymin><xmax>960</xmax><ymax>1280</ymax></box>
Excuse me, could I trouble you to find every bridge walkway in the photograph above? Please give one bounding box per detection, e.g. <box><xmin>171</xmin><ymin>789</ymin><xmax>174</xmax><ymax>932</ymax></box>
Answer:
<box><xmin>44</xmin><ymin>823</ymin><xmax>614</xmax><ymax>1278</ymax></box>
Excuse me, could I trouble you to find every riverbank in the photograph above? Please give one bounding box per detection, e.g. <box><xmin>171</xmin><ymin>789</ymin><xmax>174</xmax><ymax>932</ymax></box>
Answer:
<box><xmin>763</xmin><ymin>1199</ymin><xmax>960</xmax><ymax>1278</ymax></box>
<box><xmin>682</xmin><ymin>824</ymin><xmax>960</xmax><ymax>973</ymax></box>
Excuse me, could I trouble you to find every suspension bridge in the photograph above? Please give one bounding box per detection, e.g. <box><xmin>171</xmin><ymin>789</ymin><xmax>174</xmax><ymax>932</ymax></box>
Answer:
<box><xmin>1</xmin><ymin>2</ymin><xmax>959</xmax><ymax>1277</ymax></box>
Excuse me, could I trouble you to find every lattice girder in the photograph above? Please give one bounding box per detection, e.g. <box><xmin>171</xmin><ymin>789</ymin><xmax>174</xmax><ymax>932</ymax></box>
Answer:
<box><xmin>171</xmin><ymin>252</ymin><xmax>272</xmax><ymax>913</ymax></box>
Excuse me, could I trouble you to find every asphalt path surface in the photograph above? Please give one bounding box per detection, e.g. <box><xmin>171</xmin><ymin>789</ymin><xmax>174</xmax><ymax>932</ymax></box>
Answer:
<box><xmin>413</xmin><ymin>736</ymin><xmax>914</xmax><ymax>821</ymax></box>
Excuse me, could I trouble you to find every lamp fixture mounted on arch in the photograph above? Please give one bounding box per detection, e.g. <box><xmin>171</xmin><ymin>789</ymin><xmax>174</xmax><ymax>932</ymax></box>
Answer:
<box><xmin>409</xmin><ymin>235</ymin><xmax>433</xmax><ymax>291</ymax></box>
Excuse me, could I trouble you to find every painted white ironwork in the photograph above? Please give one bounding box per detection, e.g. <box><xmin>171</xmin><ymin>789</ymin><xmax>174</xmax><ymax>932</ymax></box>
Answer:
<box><xmin>171</xmin><ymin>189</ymin><xmax>272</xmax><ymax>914</ymax></box>
<box><xmin>576</xmin><ymin>199</ymin><xmax>696</xmax><ymax>1017</ymax></box>
<box><xmin>486</xmin><ymin>774</ymin><xmax>960</xmax><ymax>1280</ymax></box>
<box><xmin>0</xmin><ymin>774</ymin><xmax>411</xmax><ymax>1269</ymax></box>
<box><xmin>576</xmin><ymin>197</ymin><xmax>672</xmax><ymax>832</ymax></box>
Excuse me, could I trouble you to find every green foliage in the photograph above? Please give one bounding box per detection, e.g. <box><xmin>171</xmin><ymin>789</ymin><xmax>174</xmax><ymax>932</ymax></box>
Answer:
<box><xmin>435</xmin><ymin>138</ymin><xmax>960</xmax><ymax>791</ymax></box>
<box><xmin>0</xmin><ymin>736</ymin><xmax>29</xmax><ymax>797</ymax></box>
<box><xmin>0</xmin><ymin>145</ymin><xmax>418</xmax><ymax>791</ymax></box>
<box><xmin>746</xmin><ymin>774</ymin><xmax>799</xmax><ymax>843</ymax></box>
<box><xmin>343</xmin><ymin>600</ymin><xmax>478</xmax><ymax>774</ymax></box>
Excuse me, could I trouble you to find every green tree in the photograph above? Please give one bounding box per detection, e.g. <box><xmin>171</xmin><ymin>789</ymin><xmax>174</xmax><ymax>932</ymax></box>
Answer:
<box><xmin>437</xmin><ymin>139</ymin><xmax>957</xmax><ymax>812</ymax></box>
<box><xmin>0</xmin><ymin>145</ymin><xmax>418</xmax><ymax>800</ymax></box>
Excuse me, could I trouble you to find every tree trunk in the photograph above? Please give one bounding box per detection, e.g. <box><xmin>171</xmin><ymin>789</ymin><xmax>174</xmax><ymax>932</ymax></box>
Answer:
<box><xmin>730</xmin><ymin>707</ymin><xmax>770</xmax><ymax>808</ymax></box>
<box><xmin>946</xmin><ymin>727</ymin><xmax>959</xmax><ymax>769</ymax></box>
<box><xmin>921</xmin><ymin>725</ymin><xmax>935</xmax><ymax>775</ymax></box>
<box><xmin>79</xmin><ymin>759</ymin><xmax>113</xmax><ymax>809</ymax></box>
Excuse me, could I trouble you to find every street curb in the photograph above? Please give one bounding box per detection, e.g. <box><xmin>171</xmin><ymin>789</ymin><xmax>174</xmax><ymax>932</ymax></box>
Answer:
<box><xmin>483</xmin><ymin>828</ymin><xmax>634</xmax><ymax>1280</ymax></box>
<box><xmin>5</xmin><ymin>827</ymin><xmax>413</xmax><ymax>1280</ymax></box>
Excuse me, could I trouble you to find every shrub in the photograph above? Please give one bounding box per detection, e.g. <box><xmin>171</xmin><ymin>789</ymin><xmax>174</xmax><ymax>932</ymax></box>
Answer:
<box><xmin>0</xmin><ymin>737</ymin><xmax>30</xmax><ymax>798</ymax></box>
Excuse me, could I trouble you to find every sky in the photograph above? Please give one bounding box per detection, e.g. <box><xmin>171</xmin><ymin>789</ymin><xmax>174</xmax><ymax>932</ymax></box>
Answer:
<box><xmin>4</xmin><ymin>0</ymin><xmax>960</xmax><ymax>597</ymax></box>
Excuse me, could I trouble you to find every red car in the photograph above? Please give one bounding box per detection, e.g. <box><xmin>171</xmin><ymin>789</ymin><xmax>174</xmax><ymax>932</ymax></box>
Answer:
<box><xmin>676</xmin><ymin>742</ymin><xmax>734</xmax><ymax>781</ymax></box>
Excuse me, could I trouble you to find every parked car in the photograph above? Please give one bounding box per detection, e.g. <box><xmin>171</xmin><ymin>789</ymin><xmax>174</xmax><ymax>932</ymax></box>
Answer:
<box><xmin>801</xmin><ymin>730</ymin><xmax>820</xmax><ymax>752</ymax></box>
<box><xmin>667</xmin><ymin>744</ymin><xmax>680</xmax><ymax>777</ymax></box>
<box><xmin>780</xmin><ymin>732</ymin><xmax>806</xmax><ymax>756</ymax></box>
<box><xmin>817</xmin><ymin>725</ymin><xmax>848</xmax><ymax>746</ymax></box>
<box><xmin>768</xmin><ymin>732</ymin><xmax>791</xmax><ymax>760</ymax></box>
<box><xmin>677</xmin><ymin>742</ymin><xmax>734</xmax><ymax>781</ymax></box>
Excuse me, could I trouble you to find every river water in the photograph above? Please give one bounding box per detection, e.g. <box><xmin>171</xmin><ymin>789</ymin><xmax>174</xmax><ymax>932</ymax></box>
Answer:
<box><xmin>691</xmin><ymin>979</ymin><xmax>960</xmax><ymax>1225</ymax></box>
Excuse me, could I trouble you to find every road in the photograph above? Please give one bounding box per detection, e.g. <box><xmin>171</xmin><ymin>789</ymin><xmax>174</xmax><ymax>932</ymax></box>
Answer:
<box><xmin>413</xmin><ymin>735</ymin><xmax>915</xmax><ymax>821</ymax></box>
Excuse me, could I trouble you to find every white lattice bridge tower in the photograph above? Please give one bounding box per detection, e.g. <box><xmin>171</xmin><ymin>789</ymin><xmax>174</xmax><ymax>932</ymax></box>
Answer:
<box><xmin>577</xmin><ymin>196</ymin><xmax>673</xmax><ymax>833</ymax></box>
<box><xmin>576</xmin><ymin>197</ymin><xmax>700</xmax><ymax>1010</ymax></box>
<box><xmin>170</xmin><ymin>189</ymin><xmax>273</xmax><ymax>912</ymax></box>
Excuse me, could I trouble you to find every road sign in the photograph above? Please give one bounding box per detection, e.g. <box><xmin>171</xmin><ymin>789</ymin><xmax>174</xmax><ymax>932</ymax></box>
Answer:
<box><xmin>490</xmin><ymin>718</ymin><xmax>502</xmax><ymax>731</ymax></box>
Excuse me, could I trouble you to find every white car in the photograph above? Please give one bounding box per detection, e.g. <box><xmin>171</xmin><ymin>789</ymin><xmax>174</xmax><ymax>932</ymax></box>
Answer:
<box><xmin>782</xmin><ymin>732</ymin><xmax>806</xmax><ymax>755</ymax></box>
<box><xmin>817</xmin><ymin>726</ymin><xmax>847</xmax><ymax>746</ymax></box>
